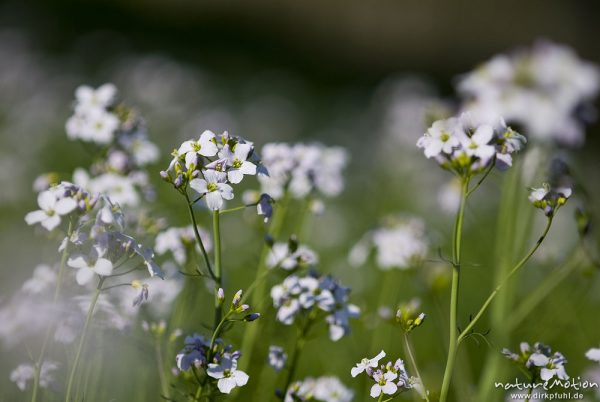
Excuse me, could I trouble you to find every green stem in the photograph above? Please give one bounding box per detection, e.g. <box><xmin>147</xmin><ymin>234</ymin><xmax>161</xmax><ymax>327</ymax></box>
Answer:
<box><xmin>403</xmin><ymin>333</ymin><xmax>430</xmax><ymax>402</ymax></box>
<box><xmin>457</xmin><ymin>217</ymin><xmax>553</xmax><ymax>344</ymax></box>
<box><xmin>155</xmin><ymin>336</ymin><xmax>170</xmax><ymax>399</ymax></box>
<box><xmin>185</xmin><ymin>193</ymin><xmax>216</xmax><ymax>281</ymax></box>
<box><xmin>282</xmin><ymin>314</ymin><xmax>314</xmax><ymax>396</ymax></box>
<box><xmin>65</xmin><ymin>277</ymin><xmax>105</xmax><ymax>402</ymax></box>
<box><xmin>212</xmin><ymin>210</ymin><xmax>223</xmax><ymax>328</ymax></box>
<box><xmin>378</xmin><ymin>394</ymin><xmax>384</xmax><ymax>402</ymax></box>
<box><xmin>239</xmin><ymin>194</ymin><xmax>290</xmax><ymax>371</ymax></box>
<box><xmin>31</xmin><ymin>220</ymin><xmax>73</xmax><ymax>402</ymax></box>
<box><xmin>507</xmin><ymin>250</ymin><xmax>580</xmax><ymax>331</ymax></box>
<box><xmin>439</xmin><ymin>177</ymin><xmax>469</xmax><ymax>402</ymax></box>
<box><xmin>524</xmin><ymin>381</ymin><xmax>534</xmax><ymax>402</ymax></box>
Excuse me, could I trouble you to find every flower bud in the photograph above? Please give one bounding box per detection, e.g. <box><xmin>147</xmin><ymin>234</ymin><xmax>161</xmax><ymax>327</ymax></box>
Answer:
<box><xmin>217</xmin><ymin>288</ymin><xmax>225</xmax><ymax>305</ymax></box>
<box><xmin>231</xmin><ymin>289</ymin><xmax>243</xmax><ymax>308</ymax></box>
<box><xmin>244</xmin><ymin>313</ymin><xmax>260</xmax><ymax>322</ymax></box>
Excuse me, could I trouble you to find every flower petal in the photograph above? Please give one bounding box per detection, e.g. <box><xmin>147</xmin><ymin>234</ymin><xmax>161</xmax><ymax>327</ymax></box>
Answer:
<box><xmin>205</xmin><ymin>191</ymin><xmax>223</xmax><ymax>211</ymax></box>
<box><xmin>94</xmin><ymin>258</ymin><xmax>113</xmax><ymax>276</ymax></box>
<box><xmin>25</xmin><ymin>210</ymin><xmax>47</xmax><ymax>225</ymax></box>
<box><xmin>76</xmin><ymin>268</ymin><xmax>94</xmax><ymax>285</ymax></box>
<box><xmin>189</xmin><ymin>179</ymin><xmax>208</xmax><ymax>194</ymax></box>
<box><xmin>55</xmin><ymin>198</ymin><xmax>77</xmax><ymax>215</ymax></box>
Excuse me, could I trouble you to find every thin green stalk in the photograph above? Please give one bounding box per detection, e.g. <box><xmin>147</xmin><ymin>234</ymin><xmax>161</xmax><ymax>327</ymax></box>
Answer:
<box><xmin>185</xmin><ymin>193</ymin><xmax>216</xmax><ymax>281</ymax></box>
<box><xmin>524</xmin><ymin>381</ymin><xmax>534</xmax><ymax>402</ymax></box>
<box><xmin>212</xmin><ymin>210</ymin><xmax>223</xmax><ymax>328</ymax></box>
<box><xmin>31</xmin><ymin>220</ymin><xmax>73</xmax><ymax>402</ymax></box>
<box><xmin>377</xmin><ymin>394</ymin><xmax>384</xmax><ymax>402</ymax></box>
<box><xmin>282</xmin><ymin>314</ymin><xmax>314</xmax><ymax>396</ymax></box>
<box><xmin>507</xmin><ymin>251</ymin><xmax>580</xmax><ymax>331</ymax></box>
<box><xmin>439</xmin><ymin>178</ymin><xmax>469</xmax><ymax>402</ymax></box>
<box><xmin>457</xmin><ymin>217</ymin><xmax>553</xmax><ymax>344</ymax></box>
<box><xmin>65</xmin><ymin>277</ymin><xmax>105</xmax><ymax>402</ymax></box>
<box><xmin>155</xmin><ymin>336</ymin><xmax>170</xmax><ymax>399</ymax></box>
<box><xmin>403</xmin><ymin>333</ymin><xmax>430</xmax><ymax>402</ymax></box>
<box><xmin>239</xmin><ymin>194</ymin><xmax>290</xmax><ymax>371</ymax></box>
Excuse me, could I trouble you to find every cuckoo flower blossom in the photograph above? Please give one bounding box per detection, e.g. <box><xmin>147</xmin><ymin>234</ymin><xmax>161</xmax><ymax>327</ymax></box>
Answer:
<box><xmin>189</xmin><ymin>170</ymin><xmax>234</xmax><ymax>210</ymax></box>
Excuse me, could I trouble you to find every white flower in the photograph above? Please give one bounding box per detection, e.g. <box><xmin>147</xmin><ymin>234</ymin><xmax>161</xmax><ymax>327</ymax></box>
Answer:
<box><xmin>175</xmin><ymin>130</ymin><xmax>219</xmax><ymax>169</ymax></box>
<box><xmin>74</xmin><ymin>83</ymin><xmax>117</xmax><ymax>112</ymax></box>
<box><xmin>220</xmin><ymin>143</ymin><xmax>257</xmax><ymax>184</ymax></box>
<box><xmin>352</xmin><ymin>217</ymin><xmax>428</xmax><ymax>270</ymax></box>
<box><xmin>155</xmin><ymin>225</ymin><xmax>212</xmax><ymax>265</ymax></box>
<box><xmin>67</xmin><ymin>246</ymin><xmax>114</xmax><ymax>285</ymax></box>
<box><xmin>312</xmin><ymin>376</ymin><xmax>354</xmax><ymax>402</ymax></box>
<box><xmin>416</xmin><ymin>117</ymin><xmax>459</xmax><ymax>158</ymax></box>
<box><xmin>22</xmin><ymin>264</ymin><xmax>56</xmax><ymax>294</ymax></box>
<box><xmin>10</xmin><ymin>361</ymin><xmax>59</xmax><ymax>391</ymax></box>
<box><xmin>268</xmin><ymin>346</ymin><xmax>288</xmax><ymax>372</ymax></box>
<box><xmin>586</xmin><ymin>348</ymin><xmax>600</xmax><ymax>363</ymax></box>
<box><xmin>267</xmin><ymin>242</ymin><xmax>318</xmax><ymax>270</ymax></box>
<box><xmin>25</xmin><ymin>189</ymin><xmax>77</xmax><ymax>231</ymax></box>
<box><xmin>458</xmin><ymin>123</ymin><xmax>496</xmax><ymax>164</ymax></box>
<box><xmin>458</xmin><ymin>41</ymin><xmax>600</xmax><ymax>146</ymax></box>
<box><xmin>370</xmin><ymin>370</ymin><xmax>398</xmax><ymax>398</ymax></box>
<box><xmin>189</xmin><ymin>170</ymin><xmax>234</xmax><ymax>210</ymax></box>
<box><xmin>207</xmin><ymin>355</ymin><xmax>249</xmax><ymax>394</ymax></box>
<box><xmin>351</xmin><ymin>350</ymin><xmax>386</xmax><ymax>377</ymax></box>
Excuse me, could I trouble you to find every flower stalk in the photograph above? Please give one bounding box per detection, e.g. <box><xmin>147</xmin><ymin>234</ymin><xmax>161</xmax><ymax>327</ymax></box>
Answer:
<box><xmin>65</xmin><ymin>276</ymin><xmax>105</xmax><ymax>402</ymax></box>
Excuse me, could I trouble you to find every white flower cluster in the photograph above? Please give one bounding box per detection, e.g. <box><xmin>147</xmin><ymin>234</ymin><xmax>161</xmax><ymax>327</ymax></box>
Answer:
<box><xmin>586</xmin><ymin>347</ymin><xmax>600</xmax><ymax>364</ymax></box>
<box><xmin>25</xmin><ymin>181</ymin><xmax>96</xmax><ymax>231</ymax></box>
<box><xmin>258</xmin><ymin>142</ymin><xmax>348</xmax><ymax>200</ymax></box>
<box><xmin>62</xmin><ymin>196</ymin><xmax>163</xmax><ymax>286</ymax></box>
<box><xmin>62</xmin><ymin>84</ymin><xmax>160</xmax><ymax>207</ymax></box>
<box><xmin>10</xmin><ymin>361</ymin><xmax>59</xmax><ymax>391</ymax></box>
<box><xmin>503</xmin><ymin>342</ymin><xmax>569</xmax><ymax>381</ymax></box>
<box><xmin>351</xmin><ymin>351</ymin><xmax>418</xmax><ymax>399</ymax></box>
<box><xmin>349</xmin><ymin>217</ymin><xmax>428</xmax><ymax>270</ymax></box>
<box><xmin>267</xmin><ymin>241</ymin><xmax>318</xmax><ymax>270</ymax></box>
<box><xmin>528</xmin><ymin>184</ymin><xmax>572</xmax><ymax>217</ymax></box>
<box><xmin>154</xmin><ymin>225</ymin><xmax>212</xmax><ymax>266</ymax></box>
<box><xmin>66</xmin><ymin>84</ymin><xmax>119</xmax><ymax>144</ymax></box>
<box><xmin>458</xmin><ymin>41</ymin><xmax>600</xmax><ymax>146</ymax></box>
<box><xmin>271</xmin><ymin>273</ymin><xmax>360</xmax><ymax>341</ymax></box>
<box><xmin>163</xmin><ymin>131</ymin><xmax>264</xmax><ymax>210</ymax></box>
<box><xmin>417</xmin><ymin>112</ymin><xmax>526</xmax><ymax>175</ymax></box>
<box><xmin>285</xmin><ymin>376</ymin><xmax>354</xmax><ymax>402</ymax></box>
<box><xmin>175</xmin><ymin>335</ymin><xmax>249</xmax><ymax>394</ymax></box>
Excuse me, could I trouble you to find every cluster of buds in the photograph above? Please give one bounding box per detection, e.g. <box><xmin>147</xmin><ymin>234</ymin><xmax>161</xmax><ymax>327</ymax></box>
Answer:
<box><xmin>528</xmin><ymin>183</ymin><xmax>572</xmax><ymax>216</ymax></box>
<box><xmin>395</xmin><ymin>299</ymin><xmax>426</xmax><ymax>334</ymax></box>
<box><xmin>219</xmin><ymin>288</ymin><xmax>261</xmax><ymax>322</ymax></box>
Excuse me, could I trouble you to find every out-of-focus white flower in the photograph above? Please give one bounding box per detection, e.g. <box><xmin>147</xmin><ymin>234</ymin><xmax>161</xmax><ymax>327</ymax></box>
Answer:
<box><xmin>268</xmin><ymin>345</ymin><xmax>287</xmax><ymax>372</ymax></box>
<box><xmin>437</xmin><ymin>178</ymin><xmax>462</xmax><ymax>214</ymax></box>
<box><xmin>258</xmin><ymin>142</ymin><xmax>348</xmax><ymax>200</ymax></box>
<box><xmin>350</xmin><ymin>216</ymin><xmax>428</xmax><ymax>270</ymax></box>
<box><xmin>67</xmin><ymin>84</ymin><xmax>118</xmax><ymax>143</ymax></box>
<box><xmin>154</xmin><ymin>225</ymin><xmax>212</xmax><ymax>265</ymax></box>
<box><xmin>22</xmin><ymin>264</ymin><xmax>56</xmax><ymax>294</ymax></box>
<box><xmin>67</xmin><ymin>245</ymin><xmax>114</xmax><ymax>285</ymax></box>
<box><xmin>75</xmin><ymin>83</ymin><xmax>117</xmax><ymax>111</ymax></box>
<box><xmin>266</xmin><ymin>242</ymin><xmax>318</xmax><ymax>270</ymax></box>
<box><xmin>285</xmin><ymin>376</ymin><xmax>353</xmax><ymax>402</ymax></box>
<box><xmin>74</xmin><ymin>169</ymin><xmax>141</xmax><ymax>207</ymax></box>
<box><xmin>458</xmin><ymin>41</ymin><xmax>600</xmax><ymax>146</ymax></box>
<box><xmin>10</xmin><ymin>361</ymin><xmax>59</xmax><ymax>391</ymax></box>
<box><xmin>586</xmin><ymin>348</ymin><xmax>600</xmax><ymax>363</ymax></box>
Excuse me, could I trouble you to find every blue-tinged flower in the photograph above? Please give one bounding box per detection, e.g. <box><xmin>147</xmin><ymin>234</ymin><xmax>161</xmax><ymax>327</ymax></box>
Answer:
<box><xmin>351</xmin><ymin>351</ymin><xmax>386</xmax><ymax>377</ymax></box>
<box><xmin>25</xmin><ymin>189</ymin><xmax>77</xmax><ymax>231</ymax></box>
<box><xmin>207</xmin><ymin>354</ymin><xmax>249</xmax><ymax>394</ymax></box>
<box><xmin>268</xmin><ymin>346</ymin><xmax>287</xmax><ymax>372</ymax></box>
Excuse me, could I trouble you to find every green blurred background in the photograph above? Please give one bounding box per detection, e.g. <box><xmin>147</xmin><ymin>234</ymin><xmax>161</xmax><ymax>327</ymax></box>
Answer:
<box><xmin>1</xmin><ymin>0</ymin><xmax>600</xmax><ymax>401</ymax></box>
